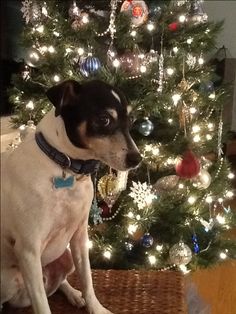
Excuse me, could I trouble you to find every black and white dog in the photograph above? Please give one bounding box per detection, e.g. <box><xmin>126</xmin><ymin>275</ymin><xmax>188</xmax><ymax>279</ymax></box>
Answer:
<box><xmin>1</xmin><ymin>80</ymin><xmax>141</xmax><ymax>314</ymax></box>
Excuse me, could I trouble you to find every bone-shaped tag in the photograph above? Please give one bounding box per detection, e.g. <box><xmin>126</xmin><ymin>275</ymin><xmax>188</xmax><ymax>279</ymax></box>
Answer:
<box><xmin>53</xmin><ymin>176</ymin><xmax>74</xmax><ymax>189</ymax></box>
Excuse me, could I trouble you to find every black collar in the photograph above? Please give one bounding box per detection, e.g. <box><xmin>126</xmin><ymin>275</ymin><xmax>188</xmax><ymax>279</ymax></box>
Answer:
<box><xmin>35</xmin><ymin>132</ymin><xmax>99</xmax><ymax>175</ymax></box>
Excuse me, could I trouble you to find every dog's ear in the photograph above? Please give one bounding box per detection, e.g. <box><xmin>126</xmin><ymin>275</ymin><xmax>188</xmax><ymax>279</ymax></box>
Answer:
<box><xmin>46</xmin><ymin>80</ymin><xmax>81</xmax><ymax>117</ymax></box>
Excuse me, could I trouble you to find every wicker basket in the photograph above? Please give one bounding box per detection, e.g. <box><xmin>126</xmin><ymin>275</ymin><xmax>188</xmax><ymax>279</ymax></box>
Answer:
<box><xmin>2</xmin><ymin>270</ymin><xmax>186</xmax><ymax>314</ymax></box>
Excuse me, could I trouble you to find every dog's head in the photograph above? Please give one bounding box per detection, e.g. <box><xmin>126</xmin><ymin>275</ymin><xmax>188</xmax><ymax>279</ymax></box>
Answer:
<box><xmin>46</xmin><ymin>80</ymin><xmax>142</xmax><ymax>171</ymax></box>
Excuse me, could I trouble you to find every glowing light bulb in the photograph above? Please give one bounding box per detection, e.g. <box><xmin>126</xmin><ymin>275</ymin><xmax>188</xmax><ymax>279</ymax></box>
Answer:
<box><xmin>179</xmin><ymin>183</ymin><xmax>184</xmax><ymax>189</ymax></box>
<box><xmin>209</xmin><ymin>92</ymin><xmax>216</xmax><ymax>99</ymax></box>
<box><xmin>42</xmin><ymin>6</ymin><xmax>48</xmax><ymax>16</ymax></box>
<box><xmin>219</xmin><ymin>252</ymin><xmax>227</xmax><ymax>260</ymax></box>
<box><xmin>187</xmin><ymin>37</ymin><xmax>193</xmax><ymax>44</ymax></box>
<box><xmin>128</xmin><ymin>224</ymin><xmax>138</xmax><ymax>235</ymax></box>
<box><xmin>216</xmin><ymin>214</ymin><xmax>226</xmax><ymax>225</ymax></box>
<box><xmin>188</xmin><ymin>196</ymin><xmax>196</xmax><ymax>204</ymax></box>
<box><xmin>156</xmin><ymin>245</ymin><xmax>163</xmax><ymax>252</ymax></box>
<box><xmin>130</xmin><ymin>30</ymin><xmax>137</xmax><ymax>37</ymax></box>
<box><xmin>82</xmin><ymin>14</ymin><xmax>89</xmax><ymax>24</ymax></box>
<box><xmin>179</xmin><ymin>264</ymin><xmax>190</xmax><ymax>274</ymax></box>
<box><xmin>53</xmin><ymin>75</ymin><xmax>60</xmax><ymax>82</ymax></box>
<box><xmin>153</xmin><ymin>147</ymin><xmax>160</xmax><ymax>155</ymax></box>
<box><xmin>41</xmin><ymin>46</ymin><xmax>48</xmax><ymax>53</ymax></box>
<box><xmin>190</xmin><ymin>107</ymin><xmax>197</xmax><ymax>114</ymax></box>
<box><xmin>148</xmin><ymin>255</ymin><xmax>157</xmax><ymax>265</ymax></box>
<box><xmin>166</xmin><ymin>68</ymin><xmax>174</xmax><ymax>76</ymax></box>
<box><xmin>205</xmin><ymin>196</ymin><xmax>213</xmax><ymax>203</ymax></box>
<box><xmin>226</xmin><ymin>191</ymin><xmax>234</xmax><ymax>198</ymax></box>
<box><xmin>218</xmin><ymin>198</ymin><xmax>223</xmax><ymax>203</ymax></box>
<box><xmin>228</xmin><ymin>173</ymin><xmax>235</xmax><ymax>179</ymax></box>
<box><xmin>179</xmin><ymin>15</ymin><xmax>186</xmax><ymax>23</ymax></box>
<box><xmin>208</xmin><ymin>123</ymin><xmax>214</xmax><ymax>130</ymax></box>
<box><xmin>68</xmin><ymin>70</ymin><xmax>73</xmax><ymax>76</ymax></box>
<box><xmin>172</xmin><ymin>93</ymin><xmax>181</xmax><ymax>105</ymax></box>
<box><xmin>136</xmin><ymin>215</ymin><xmax>141</xmax><ymax>220</ymax></box>
<box><xmin>113</xmin><ymin>58</ymin><xmax>120</xmax><ymax>68</ymax></box>
<box><xmin>168</xmin><ymin>118</ymin><xmax>173</xmax><ymax>124</ymax></box>
<box><xmin>54</xmin><ymin>31</ymin><xmax>60</xmax><ymax>37</ymax></box>
<box><xmin>198</xmin><ymin>57</ymin><xmax>204</xmax><ymax>65</ymax></box>
<box><xmin>103</xmin><ymin>250</ymin><xmax>111</xmax><ymax>259</ymax></box>
<box><xmin>36</xmin><ymin>25</ymin><xmax>44</xmax><ymax>33</ymax></box>
<box><xmin>48</xmin><ymin>46</ymin><xmax>55</xmax><ymax>53</ymax></box>
<box><xmin>193</xmin><ymin>134</ymin><xmax>201</xmax><ymax>142</ymax></box>
<box><xmin>173</xmin><ymin>47</ymin><xmax>179</xmax><ymax>53</ymax></box>
<box><xmin>140</xmin><ymin>65</ymin><xmax>147</xmax><ymax>73</ymax></box>
<box><xmin>77</xmin><ymin>47</ymin><xmax>84</xmax><ymax>55</ymax></box>
<box><xmin>192</xmin><ymin>125</ymin><xmax>200</xmax><ymax>133</ymax></box>
<box><xmin>127</xmin><ymin>211</ymin><xmax>134</xmax><ymax>218</ymax></box>
<box><xmin>206</xmin><ymin>134</ymin><xmax>212</xmax><ymax>140</ymax></box>
<box><xmin>26</xmin><ymin>100</ymin><xmax>34</xmax><ymax>110</ymax></box>
<box><xmin>147</xmin><ymin>23</ymin><xmax>155</xmax><ymax>31</ymax></box>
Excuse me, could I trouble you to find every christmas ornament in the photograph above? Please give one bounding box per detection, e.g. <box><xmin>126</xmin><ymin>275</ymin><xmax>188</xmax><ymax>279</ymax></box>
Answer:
<box><xmin>69</xmin><ymin>1</ymin><xmax>81</xmax><ymax>19</ymax></box>
<box><xmin>146</xmin><ymin>49</ymin><xmax>158</xmax><ymax>63</ymax></box>
<box><xmin>90</xmin><ymin>198</ymin><xmax>103</xmax><ymax>224</ymax></box>
<box><xmin>25</xmin><ymin>47</ymin><xmax>42</xmax><ymax>68</ymax></box>
<box><xmin>199</xmin><ymin>81</ymin><xmax>214</xmax><ymax>94</ymax></box>
<box><xmin>120</xmin><ymin>0</ymin><xmax>148</xmax><ymax>27</ymax></box>
<box><xmin>200</xmin><ymin>218</ymin><xmax>214</xmax><ymax>232</ymax></box>
<box><xmin>129</xmin><ymin>181</ymin><xmax>156</xmax><ymax>209</ymax></box>
<box><xmin>21</xmin><ymin>0</ymin><xmax>41</xmax><ymax>25</ymax></box>
<box><xmin>21</xmin><ymin>65</ymin><xmax>30</xmax><ymax>80</ymax></box>
<box><xmin>168</xmin><ymin>22</ymin><xmax>179</xmax><ymax>31</ymax></box>
<box><xmin>193</xmin><ymin>169</ymin><xmax>211</xmax><ymax>189</ymax></box>
<box><xmin>120</xmin><ymin>50</ymin><xmax>141</xmax><ymax>74</ymax></box>
<box><xmin>169</xmin><ymin>241</ymin><xmax>192</xmax><ymax>266</ymax></box>
<box><xmin>190</xmin><ymin>0</ymin><xmax>208</xmax><ymax>24</ymax></box>
<box><xmin>80</xmin><ymin>56</ymin><xmax>101</xmax><ymax>77</ymax></box>
<box><xmin>175</xmin><ymin>150</ymin><xmax>200</xmax><ymax>179</ymax></box>
<box><xmin>116</xmin><ymin>171</ymin><xmax>129</xmax><ymax>193</ymax></box>
<box><xmin>71</xmin><ymin>13</ymin><xmax>89</xmax><ymax>30</ymax></box>
<box><xmin>98</xmin><ymin>173</ymin><xmax>119</xmax><ymax>208</ymax></box>
<box><xmin>186</xmin><ymin>53</ymin><xmax>197</xmax><ymax>69</ymax></box>
<box><xmin>141</xmin><ymin>233</ymin><xmax>154</xmax><ymax>248</ymax></box>
<box><xmin>154</xmin><ymin>175</ymin><xmax>179</xmax><ymax>194</ymax></box>
<box><xmin>192</xmin><ymin>234</ymin><xmax>200</xmax><ymax>254</ymax></box>
<box><xmin>98</xmin><ymin>200</ymin><xmax>112</xmax><ymax>218</ymax></box>
<box><xmin>124</xmin><ymin>238</ymin><xmax>135</xmax><ymax>251</ymax></box>
<box><xmin>138</xmin><ymin>118</ymin><xmax>154</xmax><ymax>136</ymax></box>
<box><xmin>19</xmin><ymin>120</ymin><xmax>36</xmax><ymax>141</ymax></box>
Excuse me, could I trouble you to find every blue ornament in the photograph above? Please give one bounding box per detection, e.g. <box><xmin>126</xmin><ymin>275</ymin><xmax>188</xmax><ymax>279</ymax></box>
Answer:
<box><xmin>80</xmin><ymin>56</ymin><xmax>101</xmax><ymax>77</ymax></box>
<box><xmin>199</xmin><ymin>81</ymin><xmax>214</xmax><ymax>94</ymax></box>
<box><xmin>90</xmin><ymin>198</ymin><xmax>103</xmax><ymax>225</ymax></box>
<box><xmin>138</xmin><ymin>118</ymin><xmax>154</xmax><ymax>136</ymax></box>
<box><xmin>192</xmin><ymin>234</ymin><xmax>200</xmax><ymax>254</ymax></box>
<box><xmin>141</xmin><ymin>233</ymin><xmax>154</xmax><ymax>248</ymax></box>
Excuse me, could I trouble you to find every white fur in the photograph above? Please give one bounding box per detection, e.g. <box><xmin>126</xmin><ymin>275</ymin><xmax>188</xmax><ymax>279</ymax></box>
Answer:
<box><xmin>111</xmin><ymin>90</ymin><xmax>121</xmax><ymax>103</ymax></box>
<box><xmin>1</xmin><ymin>108</ymin><xmax>112</xmax><ymax>314</ymax></box>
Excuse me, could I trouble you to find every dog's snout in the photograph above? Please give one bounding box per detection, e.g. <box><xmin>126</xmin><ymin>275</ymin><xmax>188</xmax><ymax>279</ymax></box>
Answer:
<box><xmin>126</xmin><ymin>151</ymin><xmax>142</xmax><ymax>168</ymax></box>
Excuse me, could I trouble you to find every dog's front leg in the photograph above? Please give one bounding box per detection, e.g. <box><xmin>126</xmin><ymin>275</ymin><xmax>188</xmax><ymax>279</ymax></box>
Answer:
<box><xmin>15</xmin><ymin>242</ymin><xmax>51</xmax><ymax>314</ymax></box>
<box><xmin>70</xmin><ymin>226</ymin><xmax>113</xmax><ymax>314</ymax></box>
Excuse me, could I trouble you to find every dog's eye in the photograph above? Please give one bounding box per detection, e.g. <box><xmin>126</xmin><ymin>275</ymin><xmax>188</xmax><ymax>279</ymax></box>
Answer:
<box><xmin>99</xmin><ymin>115</ymin><xmax>110</xmax><ymax>126</ymax></box>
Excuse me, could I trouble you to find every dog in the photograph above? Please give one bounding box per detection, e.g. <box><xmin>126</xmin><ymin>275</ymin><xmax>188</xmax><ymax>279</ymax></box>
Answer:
<box><xmin>1</xmin><ymin>79</ymin><xmax>141</xmax><ymax>314</ymax></box>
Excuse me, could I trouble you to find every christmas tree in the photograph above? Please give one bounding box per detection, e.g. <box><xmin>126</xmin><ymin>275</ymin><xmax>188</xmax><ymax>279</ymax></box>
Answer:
<box><xmin>9</xmin><ymin>0</ymin><xmax>236</xmax><ymax>273</ymax></box>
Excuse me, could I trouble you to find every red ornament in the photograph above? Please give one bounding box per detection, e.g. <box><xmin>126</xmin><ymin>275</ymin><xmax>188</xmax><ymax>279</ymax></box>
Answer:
<box><xmin>98</xmin><ymin>201</ymin><xmax>112</xmax><ymax>218</ymax></box>
<box><xmin>168</xmin><ymin>22</ymin><xmax>179</xmax><ymax>31</ymax></box>
<box><xmin>175</xmin><ymin>150</ymin><xmax>200</xmax><ymax>179</ymax></box>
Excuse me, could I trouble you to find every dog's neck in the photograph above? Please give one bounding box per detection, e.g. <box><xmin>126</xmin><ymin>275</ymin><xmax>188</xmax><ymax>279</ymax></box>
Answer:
<box><xmin>36</xmin><ymin>109</ymin><xmax>96</xmax><ymax>161</ymax></box>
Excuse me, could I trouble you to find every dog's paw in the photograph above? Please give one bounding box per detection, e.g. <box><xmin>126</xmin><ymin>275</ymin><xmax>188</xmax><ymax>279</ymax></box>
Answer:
<box><xmin>66</xmin><ymin>288</ymin><xmax>85</xmax><ymax>308</ymax></box>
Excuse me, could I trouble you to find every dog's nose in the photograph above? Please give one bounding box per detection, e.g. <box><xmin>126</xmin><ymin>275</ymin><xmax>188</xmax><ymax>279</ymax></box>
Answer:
<box><xmin>126</xmin><ymin>151</ymin><xmax>142</xmax><ymax>168</ymax></box>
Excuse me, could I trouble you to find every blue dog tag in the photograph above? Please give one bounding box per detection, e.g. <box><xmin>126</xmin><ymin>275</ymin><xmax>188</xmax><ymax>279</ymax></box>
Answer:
<box><xmin>53</xmin><ymin>176</ymin><xmax>74</xmax><ymax>189</ymax></box>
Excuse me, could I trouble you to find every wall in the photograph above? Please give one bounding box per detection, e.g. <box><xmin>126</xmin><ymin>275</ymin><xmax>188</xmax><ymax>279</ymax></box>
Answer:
<box><xmin>204</xmin><ymin>0</ymin><xmax>236</xmax><ymax>131</ymax></box>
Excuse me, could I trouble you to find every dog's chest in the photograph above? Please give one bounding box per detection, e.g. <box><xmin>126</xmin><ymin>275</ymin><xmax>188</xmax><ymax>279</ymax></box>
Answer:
<box><xmin>41</xmin><ymin>176</ymin><xmax>93</xmax><ymax>265</ymax></box>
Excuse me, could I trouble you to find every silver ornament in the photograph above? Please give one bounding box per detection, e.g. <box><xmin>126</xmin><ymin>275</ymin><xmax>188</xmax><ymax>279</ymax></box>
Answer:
<box><xmin>154</xmin><ymin>175</ymin><xmax>179</xmax><ymax>194</ymax></box>
<box><xmin>193</xmin><ymin>169</ymin><xmax>211</xmax><ymax>189</ymax></box>
<box><xmin>169</xmin><ymin>241</ymin><xmax>192</xmax><ymax>266</ymax></box>
<box><xmin>25</xmin><ymin>47</ymin><xmax>42</xmax><ymax>68</ymax></box>
<box><xmin>138</xmin><ymin>118</ymin><xmax>154</xmax><ymax>136</ymax></box>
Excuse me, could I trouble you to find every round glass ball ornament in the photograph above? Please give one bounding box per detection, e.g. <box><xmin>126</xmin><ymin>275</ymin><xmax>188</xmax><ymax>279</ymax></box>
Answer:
<box><xmin>138</xmin><ymin>118</ymin><xmax>154</xmax><ymax>136</ymax></box>
<box><xmin>154</xmin><ymin>175</ymin><xmax>179</xmax><ymax>194</ymax></box>
<box><xmin>80</xmin><ymin>56</ymin><xmax>101</xmax><ymax>77</ymax></box>
<box><xmin>25</xmin><ymin>47</ymin><xmax>43</xmax><ymax>68</ymax></box>
<box><xmin>120</xmin><ymin>0</ymin><xmax>148</xmax><ymax>27</ymax></box>
<box><xmin>199</xmin><ymin>81</ymin><xmax>214</xmax><ymax>94</ymax></box>
<box><xmin>175</xmin><ymin>150</ymin><xmax>200</xmax><ymax>179</ymax></box>
<box><xmin>193</xmin><ymin>169</ymin><xmax>211</xmax><ymax>189</ymax></box>
<box><xmin>141</xmin><ymin>233</ymin><xmax>154</xmax><ymax>248</ymax></box>
<box><xmin>169</xmin><ymin>241</ymin><xmax>192</xmax><ymax>266</ymax></box>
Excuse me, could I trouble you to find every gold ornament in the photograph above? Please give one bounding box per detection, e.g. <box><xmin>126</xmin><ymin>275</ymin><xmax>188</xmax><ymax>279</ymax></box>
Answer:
<box><xmin>97</xmin><ymin>173</ymin><xmax>119</xmax><ymax>207</ymax></box>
